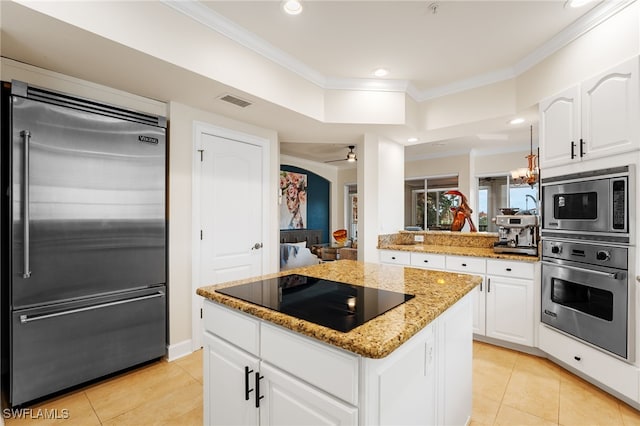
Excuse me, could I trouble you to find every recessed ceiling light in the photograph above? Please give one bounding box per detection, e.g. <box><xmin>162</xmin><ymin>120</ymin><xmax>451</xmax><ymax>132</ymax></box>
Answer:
<box><xmin>407</xmin><ymin>137</ymin><xmax>419</xmax><ymax>143</ymax></box>
<box><xmin>373</xmin><ymin>68</ymin><xmax>389</xmax><ymax>77</ymax></box>
<box><xmin>566</xmin><ymin>0</ymin><xmax>595</xmax><ymax>8</ymax></box>
<box><xmin>509</xmin><ymin>117</ymin><xmax>525</xmax><ymax>125</ymax></box>
<box><xmin>282</xmin><ymin>0</ymin><xmax>303</xmax><ymax>15</ymax></box>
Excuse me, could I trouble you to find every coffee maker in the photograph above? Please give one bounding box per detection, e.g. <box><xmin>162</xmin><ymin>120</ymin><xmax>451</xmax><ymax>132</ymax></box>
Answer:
<box><xmin>493</xmin><ymin>215</ymin><xmax>539</xmax><ymax>256</ymax></box>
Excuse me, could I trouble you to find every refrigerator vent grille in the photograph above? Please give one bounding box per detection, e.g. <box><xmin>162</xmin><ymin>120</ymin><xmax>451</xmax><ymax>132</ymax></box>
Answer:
<box><xmin>17</xmin><ymin>84</ymin><xmax>166</xmax><ymax>128</ymax></box>
<box><xmin>219</xmin><ymin>94</ymin><xmax>252</xmax><ymax>108</ymax></box>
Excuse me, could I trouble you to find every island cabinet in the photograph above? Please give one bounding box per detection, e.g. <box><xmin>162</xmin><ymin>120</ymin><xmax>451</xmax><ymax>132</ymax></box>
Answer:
<box><xmin>539</xmin><ymin>56</ymin><xmax>639</xmax><ymax>169</ymax></box>
<box><xmin>203</xmin><ymin>294</ymin><xmax>473</xmax><ymax>426</ymax></box>
<box><xmin>379</xmin><ymin>250</ymin><xmax>536</xmax><ymax>347</ymax></box>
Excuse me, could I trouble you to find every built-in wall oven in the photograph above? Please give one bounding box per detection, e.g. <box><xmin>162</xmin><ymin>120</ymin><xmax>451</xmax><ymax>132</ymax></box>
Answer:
<box><xmin>541</xmin><ymin>166</ymin><xmax>634</xmax><ymax>362</ymax></box>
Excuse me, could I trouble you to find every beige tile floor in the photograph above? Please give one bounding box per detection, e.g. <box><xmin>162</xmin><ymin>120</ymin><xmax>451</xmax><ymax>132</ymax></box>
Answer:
<box><xmin>5</xmin><ymin>341</ymin><xmax>640</xmax><ymax>425</ymax></box>
<box><xmin>5</xmin><ymin>350</ymin><xmax>203</xmax><ymax>426</ymax></box>
<box><xmin>472</xmin><ymin>341</ymin><xmax>640</xmax><ymax>426</ymax></box>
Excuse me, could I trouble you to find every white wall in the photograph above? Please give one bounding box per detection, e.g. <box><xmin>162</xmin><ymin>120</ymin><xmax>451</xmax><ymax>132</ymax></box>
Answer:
<box><xmin>358</xmin><ymin>135</ymin><xmax>405</xmax><ymax>261</ymax></box>
<box><xmin>168</xmin><ymin>102</ymin><xmax>280</xmax><ymax>347</ymax></box>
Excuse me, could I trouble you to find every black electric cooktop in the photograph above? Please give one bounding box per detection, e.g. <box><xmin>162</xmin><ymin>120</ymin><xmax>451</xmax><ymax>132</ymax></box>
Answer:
<box><xmin>216</xmin><ymin>274</ymin><xmax>414</xmax><ymax>333</ymax></box>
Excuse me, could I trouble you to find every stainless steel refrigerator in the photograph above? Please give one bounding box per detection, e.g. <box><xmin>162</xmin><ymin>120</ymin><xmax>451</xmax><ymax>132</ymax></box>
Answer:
<box><xmin>1</xmin><ymin>81</ymin><xmax>167</xmax><ymax>406</ymax></box>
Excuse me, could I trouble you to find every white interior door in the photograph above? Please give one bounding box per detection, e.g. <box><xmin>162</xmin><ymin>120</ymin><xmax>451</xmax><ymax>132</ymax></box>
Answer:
<box><xmin>192</xmin><ymin>125</ymin><xmax>267</xmax><ymax>351</ymax></box>
<box><xmin>200</xmin><ymin>133</ymin><xmax>263</xmax><ymax>283</ymax></box>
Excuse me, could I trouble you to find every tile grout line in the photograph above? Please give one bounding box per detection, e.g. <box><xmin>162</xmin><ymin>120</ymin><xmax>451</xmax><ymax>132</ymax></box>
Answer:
<box><xmin>82</xmin><ymin>390</ymin><xmax>104</xmax><ymax>426</ymax></box>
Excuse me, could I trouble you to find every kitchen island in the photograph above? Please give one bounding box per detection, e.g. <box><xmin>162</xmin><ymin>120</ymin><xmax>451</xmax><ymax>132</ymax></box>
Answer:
<box><xmin>197</xmin><ymin>260</ymin><xmax>481</xmax><ymax>426</ymax></box>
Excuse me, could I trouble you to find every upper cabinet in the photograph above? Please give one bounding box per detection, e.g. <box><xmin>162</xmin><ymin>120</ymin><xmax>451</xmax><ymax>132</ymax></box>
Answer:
<box><xmin>539</xmin><ymin>57</ymin><xmax>639</xmax><ymax>169</ymax></box>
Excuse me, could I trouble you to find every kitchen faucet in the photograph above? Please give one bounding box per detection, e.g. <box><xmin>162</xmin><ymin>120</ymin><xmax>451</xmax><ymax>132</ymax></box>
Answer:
<box><xmin>525</xmin><ymin>194</ymin><xmax>538</xmax><ymax>214</ymax></box>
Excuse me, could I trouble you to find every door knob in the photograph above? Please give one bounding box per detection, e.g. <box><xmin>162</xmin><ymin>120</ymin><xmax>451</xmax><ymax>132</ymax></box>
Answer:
<box><xmin>252</xmin><ymin>243</ymin><xmax>263</xmax><ymax>250</ymax></box>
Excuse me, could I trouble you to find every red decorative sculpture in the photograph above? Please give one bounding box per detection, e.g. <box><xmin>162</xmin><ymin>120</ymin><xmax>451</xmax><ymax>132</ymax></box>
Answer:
<box><xmin>445</xmin><ymin>190</ymin><xmax>477</xmax><ymax>232</ymax></box>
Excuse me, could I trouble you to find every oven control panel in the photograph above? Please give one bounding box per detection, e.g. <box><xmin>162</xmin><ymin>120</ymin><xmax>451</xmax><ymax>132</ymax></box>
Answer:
<box><xmin>542</xmin><ymin>239</ymin><xmax>627</xmax><ymax>270</ymax></box>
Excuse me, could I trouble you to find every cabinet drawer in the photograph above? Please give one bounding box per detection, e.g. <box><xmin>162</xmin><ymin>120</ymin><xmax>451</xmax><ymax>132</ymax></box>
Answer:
<box><xmin>539</xmin><ymin>325</ymin><xmax>639</xmax><ymax>401</ymax></box>
<box><xmin>261</xmin><ymin>323</ymin><xmax>359</xmax><ymax>405</ymax></box>
<box><xmin>379</xmin><ymin>250</ymin><xmax>410</xmax><ymax>265</ymax></box>
<box><xmin>204</xmin><ymin>300</ymin><xmax>260</xmax><ymax>355</ymax></box>
<box><xmin>445</xmin><ymin>256</ymin><xmax>486</xmax><ymax>274</ymax></box>
<box><xmin>486</xmin><ymin>259</ymin><xmax>534</xmax><ymax>279</ymax></box>
<box><xmin>410</xmin><ymin>253</ymin><xmax>445</xmax><ymax>270</ymax></box>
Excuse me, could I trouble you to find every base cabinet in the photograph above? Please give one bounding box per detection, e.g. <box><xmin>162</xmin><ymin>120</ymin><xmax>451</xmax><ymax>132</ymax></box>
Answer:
<box><xmin>203</xmin><ymin>294</ymin><xmax>473</xmax><ymax>426</ymax></box>
<box><xmin>378</xmin><ymin>250</ymin><xmax>537</xmax><ymax>348</ymax></box>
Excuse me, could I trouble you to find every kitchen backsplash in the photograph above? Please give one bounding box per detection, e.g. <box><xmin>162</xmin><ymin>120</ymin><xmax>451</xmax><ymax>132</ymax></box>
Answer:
<box><xmin>379</xmin><ymin>230</ymin><xmax>499</xmax><ymax>248</ymax></box>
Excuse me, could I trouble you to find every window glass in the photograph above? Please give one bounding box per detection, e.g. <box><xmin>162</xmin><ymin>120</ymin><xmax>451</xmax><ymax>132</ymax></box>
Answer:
<box><xmin>478</xmin><ymin>175</ymin><xmax>538</xmax><ymax>232</ymax></box>
<box><xmin>406</xmin><ymin>176</ymin><xmax>458</xmax><ymax>230</ymax></box>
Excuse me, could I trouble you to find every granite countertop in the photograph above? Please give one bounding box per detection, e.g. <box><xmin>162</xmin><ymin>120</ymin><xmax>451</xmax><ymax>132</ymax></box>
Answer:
<box><xmin>377</xmin><ymin>230</ymin><xmax>540</xmax><ymax>262</ymax></box>
<box><xmin>379</xmin><ymin>243</ymin><xmax>540</xmax><ymax>262</ymax></box>
<box><xmin>197</xmin><ymin>260</ymin><xmax>481</xmax><ymax>359</ymax></box>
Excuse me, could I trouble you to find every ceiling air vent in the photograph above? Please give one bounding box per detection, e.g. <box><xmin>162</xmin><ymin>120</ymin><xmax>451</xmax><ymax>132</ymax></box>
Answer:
<box><xmin>219</xmin><ymin>94</ymin><xmax>252</xmax><ymax>108</ymax></box>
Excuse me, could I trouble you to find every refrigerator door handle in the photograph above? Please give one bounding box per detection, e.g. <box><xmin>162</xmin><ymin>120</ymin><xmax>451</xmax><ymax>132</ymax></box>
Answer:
<box><xmin>20</xmin><ymin>130</ymin><xmax>31</xmax><ymax>279</ymax></box>
<box><xmin>19</xmin><ymin>291</ymin><xmax>165</xmax><ymax>324</ymax></box>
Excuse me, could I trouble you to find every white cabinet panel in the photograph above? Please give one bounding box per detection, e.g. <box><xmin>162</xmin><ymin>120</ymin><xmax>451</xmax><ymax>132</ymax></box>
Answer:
<box><xmin>445</xmin><ymin>256</ymin><xmax>486</xmax><ymax>274</ymax></box>
<box><xmin>204</xmin><ymin>300</ymin><xmax>260</xmax><ymax>355</ymax></box>
<box><xmin>486</xmin><ymin>259</ymin><xmax>534</xmax><ymax>279</ymax></box>
<box><xmin>204</xmin><ymin>333</ymin><xmax>259</xmax><ymax>426</ymax></box>
<box><xmin>539</xmin><ymin>324</ymin><xmax>639</xmax><ymax>402</ymax></box>
<box><xmin>485</xmin><ymin>275</ymin><xmax>534</xmax><ymax>346</ymax></box>
<box><xmin>539</xmin><ymin>56</ymin><xmax>640</xmax><ymax>169</ymax></box>
<box><xmin>261</xmin><ymin>323</ymin><xmax>359</xmax><ymax>405</ymax></box>
<box><xmin>582</xmin><ymin>57</ymin><xmax>639</xmax><ymax>159</ymax></box>
<box><xmin>410</xmin><ymin>253</ymin><xmax>445</xmax><ymax>270</ymax></box>
<box><xmin>379</xmin><ymin>250</ymin><xmax>410</xmax><ymax>265</ymax></box>
<box><xmin>539</xmin><ymin>86</ymin><xmax>581</xmax><ymax>168</ymax></box>
<box><xmin>471</xmin><ymin>281</ymin><xmax>486</xmax><ymax>336</ymax></box>
<box><xmin>259</xmin><ymin>363</ymin><xmax>358</xmax><ymax>426</ymax></box>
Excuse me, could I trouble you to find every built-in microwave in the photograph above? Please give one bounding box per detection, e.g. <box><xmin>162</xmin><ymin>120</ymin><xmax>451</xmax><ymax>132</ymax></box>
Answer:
<box><xmin>541</xmin><ymin>166</ymin><xmax>630</xmax><ymax>243</ymax></box>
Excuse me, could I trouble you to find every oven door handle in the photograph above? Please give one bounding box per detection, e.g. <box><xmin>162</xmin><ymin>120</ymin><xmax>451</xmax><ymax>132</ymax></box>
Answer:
<box><xmin>542</xmin><ymin>261</ymin><xmax>622</xmax><ymax>280</ymax></box>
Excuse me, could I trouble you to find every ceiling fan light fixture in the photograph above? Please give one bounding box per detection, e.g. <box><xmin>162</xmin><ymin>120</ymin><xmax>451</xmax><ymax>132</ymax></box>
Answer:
<box><xmin>282</xmin><ymin>0</ymin><xmax>303</xmax><ymax>15</ymax></box>
<box><xmin>346</xmin><ymin>145</ymin><xmax>357</xmax><ymax>162</ymax></box>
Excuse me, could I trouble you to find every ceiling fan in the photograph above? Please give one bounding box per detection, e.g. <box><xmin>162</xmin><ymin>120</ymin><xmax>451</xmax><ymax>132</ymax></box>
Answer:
<box><xmin>325</xmin><ymin>145</ymin><xmax>357</xmax><ymax>163</ymax></box>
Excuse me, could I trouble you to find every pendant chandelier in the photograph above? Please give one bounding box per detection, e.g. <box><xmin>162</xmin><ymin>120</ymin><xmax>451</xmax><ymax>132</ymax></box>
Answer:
<box><xmin>510</xmin><ymin>125</ymin><xmax>539</xmax><ymax>187</ymax></box>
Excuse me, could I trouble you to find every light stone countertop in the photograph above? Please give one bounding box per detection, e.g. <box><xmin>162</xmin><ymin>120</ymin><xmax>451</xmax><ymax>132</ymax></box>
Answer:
<box><xmin>197</xmin><ymin>260</ymin><xmax>481</xmax><ymax>359</ymax></box>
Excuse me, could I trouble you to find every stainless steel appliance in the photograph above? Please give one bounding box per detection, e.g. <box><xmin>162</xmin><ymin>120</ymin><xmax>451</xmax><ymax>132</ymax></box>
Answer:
<box><xmin>541</xmin><ymin>166</ymin><xmax>630</xmax><ymax>243</ymax></box>
<box><xmin>493</xmin><ymin>214</ymin><xmax>539</xmax><ymax>256</ymax></box>
<box><xmin>541</xmin><ymin>239</ymin><xmax>630</xmax><ymax>360</ymax></box>
<box><xmin>1</xmin><ymin>81</ymin><xmax>167</xmax><ymax>405</ymax></box>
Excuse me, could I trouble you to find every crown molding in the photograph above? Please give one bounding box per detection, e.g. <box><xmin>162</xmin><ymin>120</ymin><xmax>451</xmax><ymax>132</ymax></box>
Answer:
<box><xmin>162</xmin><ymin>0</ymin><xmax>327</xmax><ymax>86</ymax></box>
<box><xmin>163</xmin><ymin>0</ymin><xmax>637</xmax><ymax>103</ymax></box>
<box><xmin>514</xmin><ymin>0</ymin><xmax>637</xmax><ymax>75</ymax></box>
<box><xmin>416</xmin><ymin>67</ymin><xmax>517</xmax><ymax>102</ymax></box>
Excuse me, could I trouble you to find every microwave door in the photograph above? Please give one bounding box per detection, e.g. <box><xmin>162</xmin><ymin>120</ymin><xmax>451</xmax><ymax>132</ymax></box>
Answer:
<box><xmin>543</xmin><ymin>179</ymin><xmax>610</xmax><ymax>233</ymax></box>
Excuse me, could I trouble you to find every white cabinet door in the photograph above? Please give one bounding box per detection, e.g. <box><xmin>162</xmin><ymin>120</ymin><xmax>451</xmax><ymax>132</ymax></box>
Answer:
<box><xmin>259</xmin><ymin>362</ymin><xmax>358</xmax><ymax>426</ymax></box>
<box><xmin>204</xmin><ymin>333</ymin><xmax>260</xmax><ymax>426</ymax></box>
<box><xmin>582</xmin><ymin>57</ymin><xmax>639</xmax><ymax>160</ymax></box>
<box><xmin>539</xmin><ymin>85</ymin><xmax>581</xmax><ymax>168</ymax></box>
<box><xmin>485</xmin><ymin>275</ymin><xmax>534</xmax><ymax>346</ymax></box>
<box><xmin>471</xmin><ymin>279</ymin><xmax>486</xmax><ymax>336</ymax></box>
